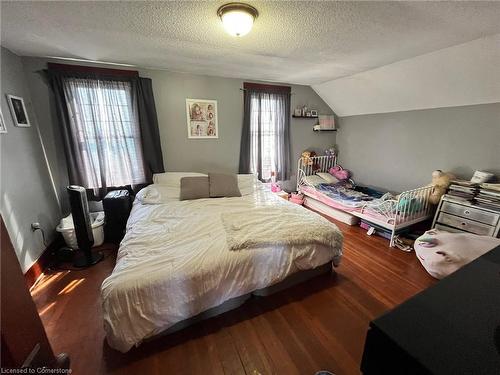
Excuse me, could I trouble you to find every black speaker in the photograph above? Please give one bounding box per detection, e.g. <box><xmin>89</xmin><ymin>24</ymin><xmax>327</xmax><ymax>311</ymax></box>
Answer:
<box><xmin>67</xmin><ymin>185</ymin><xmax>103</xmax><ymax>268</ymax></box>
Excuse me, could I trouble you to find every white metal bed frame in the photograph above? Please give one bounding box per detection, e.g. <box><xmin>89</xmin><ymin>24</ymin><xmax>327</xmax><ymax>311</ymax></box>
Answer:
<box><xmin>297</xmin><ymin>155</ymin><xmax>435</xmax><ymax>247</ymax></box>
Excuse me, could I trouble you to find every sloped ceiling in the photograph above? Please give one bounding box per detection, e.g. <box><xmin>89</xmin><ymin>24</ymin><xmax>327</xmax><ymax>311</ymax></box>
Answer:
<box><xmin>1</xmin><ymin>1</ymin><xmax>500</xmax><ymax>87</ymax></box>
<box><xmin>313</xmin><ymin>34</ymin><xmax>500</xmax><ymax>116</ymax></box>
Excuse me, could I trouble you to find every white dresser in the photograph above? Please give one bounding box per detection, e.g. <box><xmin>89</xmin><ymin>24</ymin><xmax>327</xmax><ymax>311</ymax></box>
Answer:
<box><xmin>432</xmin><ymin>195</ymin><xmax>500</xmax><ymax>237</ymax></box>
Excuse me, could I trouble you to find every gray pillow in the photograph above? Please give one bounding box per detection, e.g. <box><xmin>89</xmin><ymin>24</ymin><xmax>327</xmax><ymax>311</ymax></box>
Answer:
<box><xmin>180</xmin><ymin>176</ymin><xmax>210</xmax><ymax>200</ymax></box>
<box><xmin>209</xmin><ymin>173</ymin><xmax>242</xmax><ymax>198</ymax></box>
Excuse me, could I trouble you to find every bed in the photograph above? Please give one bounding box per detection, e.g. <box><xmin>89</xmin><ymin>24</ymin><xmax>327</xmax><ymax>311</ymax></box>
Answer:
<box><xmin>297</xmin><ymin>155</ymin><xmax>435</xmax><ymax>247</ymax></box>
<box><xmin>101</xmin><ymin>173</ymin><xmax>343</xmax><ymax>352</ymax></box>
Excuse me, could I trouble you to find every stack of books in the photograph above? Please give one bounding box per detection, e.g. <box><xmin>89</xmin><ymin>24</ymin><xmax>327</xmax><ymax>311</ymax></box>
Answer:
<box><xmin>476</xmin><ymin>183</ymin><xmax>500</xmax><ymax>211</ymax></box>
<box><xmin>447</xmin><ymin>181</ymin><xmax>478</xmax><ymax>201</ymax></box>
<box><xmin>446</xmin><ymin>181</ymin><xmax>500</xmax><ymax>212</ymax></box>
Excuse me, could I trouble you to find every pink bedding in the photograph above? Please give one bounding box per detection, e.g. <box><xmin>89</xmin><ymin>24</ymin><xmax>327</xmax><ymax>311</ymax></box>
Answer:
<box><xmin>301</xmin><ymin>186</ymin><xmax>359</xmax><ymax>212</ymax></box>
<box><xmin>301</xmin><ymin>186</ymin><xmax>395</xmax><ymax>224</ymax></box>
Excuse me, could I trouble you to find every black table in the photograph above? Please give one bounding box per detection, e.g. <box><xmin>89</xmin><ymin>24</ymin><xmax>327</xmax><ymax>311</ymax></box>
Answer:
<box><xmin>361</xmin><ymin>245</ymin><xmax>500</xmax><ymax>375</ymax></box>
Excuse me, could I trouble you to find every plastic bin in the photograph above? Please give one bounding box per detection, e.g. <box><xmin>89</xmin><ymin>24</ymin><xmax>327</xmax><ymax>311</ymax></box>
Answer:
<box><xmin>56</xmin><ymin>211</ymin><xmax>105</xmax><ymax>249</ymax></box>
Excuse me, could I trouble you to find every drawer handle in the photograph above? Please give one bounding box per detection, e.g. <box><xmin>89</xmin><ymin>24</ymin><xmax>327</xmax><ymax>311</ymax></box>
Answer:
<box><xmin>461</xmin><ymin>222</ymin><xmax>468</xmax><ymax>226</ymax></box>
<box><xmin>464</xmin><ymin>210</ymin><xmax>470</xmax><ymax>215</ymax></box>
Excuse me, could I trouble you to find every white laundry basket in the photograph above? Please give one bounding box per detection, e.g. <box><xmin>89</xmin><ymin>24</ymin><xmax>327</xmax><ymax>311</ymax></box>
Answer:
<box><xmin>56</xmin><ymin>211</ymin><xmax>105</xmax><ymax>249</ymax></box>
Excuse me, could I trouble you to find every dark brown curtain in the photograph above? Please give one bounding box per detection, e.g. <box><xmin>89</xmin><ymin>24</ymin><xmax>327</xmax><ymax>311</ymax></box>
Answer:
<box><xmin>46</xmin><ymin>63</ymin><xmax>164</xmax><ymax>199</ymax></box>
<box><xmin>136</xmin><ymin>77</ymin><xmax>164</xmax><ymax>178</ymax></box>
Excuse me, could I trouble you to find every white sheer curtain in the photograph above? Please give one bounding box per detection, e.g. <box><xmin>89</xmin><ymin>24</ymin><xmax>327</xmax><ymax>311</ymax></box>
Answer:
<box><xmin>62</xmin><ymin>78</ymin><xmax>146</xmax><ymax>189</ymax></box>
<box><xmin>242</xmin><ymin>89</ymin><xmax>291</xmax><ymax>181</ymax></box>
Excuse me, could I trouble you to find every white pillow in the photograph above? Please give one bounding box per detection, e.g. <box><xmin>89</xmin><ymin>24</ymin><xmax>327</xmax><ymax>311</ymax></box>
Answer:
<box><xmin>303</xmin><ymin>175</ymin><xmax>326</xmax><ymax>186</ymax></box>
<box><xmin>153</xmin><ymin>172</ymin><xmax>207</xmax><ymax>187</ymax></box>
<box><xmin>237</xmin><ymin>173</ymin><xmax>258</xmax><ymax>196</ymax></box>
<box><xmin>316</xmin><ymin>172</ymin><xmax>339</xmax><ymax>184</ymax></box>
<box><xmin>136</xmin><ymin>184</ymin><xmax>182</xmax><ymax>204</ymax></box>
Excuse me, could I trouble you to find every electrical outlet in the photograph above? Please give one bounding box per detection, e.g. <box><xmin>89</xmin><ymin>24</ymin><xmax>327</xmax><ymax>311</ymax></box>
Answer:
<box><xmin>31</xmin><ymin>222</ymin><xmax>41</xmax><ymax>232</ymax></box>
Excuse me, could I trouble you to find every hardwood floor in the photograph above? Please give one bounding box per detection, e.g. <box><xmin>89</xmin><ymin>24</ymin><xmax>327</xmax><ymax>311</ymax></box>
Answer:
<box><xmin>31</xmin><ymin>219</ymin><xmax>435</xmax><ymax>375</ymax></box>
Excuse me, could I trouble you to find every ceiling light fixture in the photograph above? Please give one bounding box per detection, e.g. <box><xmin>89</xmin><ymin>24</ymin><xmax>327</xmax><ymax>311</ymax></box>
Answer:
<box><xmin>217</xmin><ymin>2</ymin><xmax>258</xmax><ymax>37</ymax></box>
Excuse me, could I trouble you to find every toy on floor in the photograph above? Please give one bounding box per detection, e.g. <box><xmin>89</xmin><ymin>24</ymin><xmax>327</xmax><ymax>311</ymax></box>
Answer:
<box><xmin>414</xmin><ymin>229</ymin><xmax>500</xmax><ymax>279</ymax></box>
<box><xmin>271</xmin><ymin>183</ymin><xmax>281</xmax><ymax>193</ymax></box>
<box><xmin>289</xmin><ymin>193</ymin><xmax>304</xmax><ymax>205</ymax></box>
<box><xmin>393</xmin><ymin>235</ymin><xmax>414</xmax><ymax>252</ymax></box>
<box><xmin>428</xmin><ymin>170</ymin><xmax>455</xmax><ymax>205</ymax></box>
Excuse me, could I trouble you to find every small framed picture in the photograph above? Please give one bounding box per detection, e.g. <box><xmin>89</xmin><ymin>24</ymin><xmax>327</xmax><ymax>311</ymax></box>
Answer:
<box><xmin>310</xmin><ymin>110</ymin><xmax>318</xmax><ymax>117</ymax></box>
<box><xmin>0</xmin><ymin>109</ymin><xmax>7</xmax><ymax>133</ymax></box>
<box><xmin>7</xmin><ymin>94</ymin><xmax>30</xmax><ymax>127</ymax></box>
<box><xmin>186</xmin><ymin>98</ymin><xmax>218</xmax><ymax>139</ymax></box>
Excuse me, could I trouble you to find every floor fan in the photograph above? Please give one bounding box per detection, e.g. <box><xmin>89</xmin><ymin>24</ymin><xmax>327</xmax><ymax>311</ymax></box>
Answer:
<box><xmin>67</xmin><ymin>185</ymin><xmax>104</xmax><ymax>268</ymax></box>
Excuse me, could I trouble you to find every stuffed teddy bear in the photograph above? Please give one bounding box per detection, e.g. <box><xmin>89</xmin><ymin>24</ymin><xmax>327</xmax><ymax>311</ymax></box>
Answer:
<box><xmin>429</xmin><ymin>170</ymin><xmax>455</xmax><ymax>204</ymax></box>
<box><xmin>301</xmin><ymin>150</ymin><xmax>320</xmax><ymax>168</ymax></box>
<box><xmin>301</xmin><ymin>151</ymin><xmax>313</xmax><ymax>166</ymax></box>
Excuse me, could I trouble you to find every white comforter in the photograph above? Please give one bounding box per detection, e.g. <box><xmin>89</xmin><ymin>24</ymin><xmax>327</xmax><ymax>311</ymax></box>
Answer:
<box><xmin>101</xmin><ymin>186</ymin><xmax>342</xmax><ymax>352</ymax></box>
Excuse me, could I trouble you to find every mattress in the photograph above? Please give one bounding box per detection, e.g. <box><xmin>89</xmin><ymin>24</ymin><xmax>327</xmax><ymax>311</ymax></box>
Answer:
<box><xmin>101</xmin><ymin>185</ymin><xmax>342</xmax><ymax>352</ymax></box>
<box><xmin>301</xmin><ymin>185</ymin><xmax>363</xmax><ymax>212</ymax></box>
<box><xmin>301</xmin><ymin>185</ymin><xmax>398</xmax><ymax>223</ymax></box>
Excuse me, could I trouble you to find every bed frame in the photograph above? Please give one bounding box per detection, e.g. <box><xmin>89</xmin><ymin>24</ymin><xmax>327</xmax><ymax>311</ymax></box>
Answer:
<box><xmin>297</xmin><ymin>155</ymin><xmax>435</xmax><ymax>247</ymax></box>
<box><xmin>142</xmin><ymin>263</ymin><xmax>333</xmax><ymax>346</ymax></box>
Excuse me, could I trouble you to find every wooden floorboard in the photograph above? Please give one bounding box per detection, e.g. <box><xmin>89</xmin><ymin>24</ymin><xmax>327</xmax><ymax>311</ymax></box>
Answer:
<box><xmin>31</xmin><ymin>218</ymin><xmax>435</xmax><ymax>375</ymax></box>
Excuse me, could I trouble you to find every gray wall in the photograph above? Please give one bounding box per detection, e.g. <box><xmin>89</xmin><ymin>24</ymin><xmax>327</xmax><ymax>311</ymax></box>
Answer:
<box><xmin>6</xmin><ymin>52</ymin><xmax>500</xmax><ymax>272</ymax></box>
<box><xmin>337</xmin><ymin>103</ymin><xmax>500</xmax><ymax>192</ymax></box>
<box><xmin>22</xmin><ymin>57</ymin><xmax>336</xmax><ymax>192</ymax></box>
<box><xmin>1</xmin><ymin>47</ymin><xmax>61</xmax><ymax>273</ymax></box>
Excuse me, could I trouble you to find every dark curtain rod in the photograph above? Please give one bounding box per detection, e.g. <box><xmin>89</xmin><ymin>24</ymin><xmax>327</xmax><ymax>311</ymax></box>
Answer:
<box><xmin>47</xmin><ymin>62</ymin><xmax>139</xmax><ymax>77</ymax></box>
<box><xmin>239</xmin><ymin>88</ymin><xmax>294</xmax><ymax>95</ymax></box>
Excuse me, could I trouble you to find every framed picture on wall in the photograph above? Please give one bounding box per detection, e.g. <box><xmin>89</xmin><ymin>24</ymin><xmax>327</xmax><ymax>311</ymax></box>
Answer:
<box><xmin>186</xmin><ymin>98</ymin><xmax>218</xmax><ymax>139</ymax></box>
<box><xmin>6</xmin><ymin>94</ymin><xmax>30</xmax><ymax>127</ymax></box>
<box><xmin>0</xmin><ymin>109</ymin><xmax>7</xmax><ymax>133</ymax></box>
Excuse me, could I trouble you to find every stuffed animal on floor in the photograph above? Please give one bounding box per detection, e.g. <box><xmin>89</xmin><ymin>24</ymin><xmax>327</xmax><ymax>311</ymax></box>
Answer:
<box><xmin>429</xmin><ymin>170</ymin><xmax>455</xmax><ymax>204</ymax></box>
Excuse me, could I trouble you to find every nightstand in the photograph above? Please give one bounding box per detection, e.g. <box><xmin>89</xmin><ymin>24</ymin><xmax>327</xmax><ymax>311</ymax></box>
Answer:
<box><xmin>432</xmin><ymin>195</ymin><xmax>500</xmax><ymax>237</ymax></box>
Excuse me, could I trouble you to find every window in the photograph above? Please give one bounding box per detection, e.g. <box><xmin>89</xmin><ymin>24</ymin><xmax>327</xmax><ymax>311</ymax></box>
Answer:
<box><xmin>240</xmin><ymin>83</ymin><xmax>291</xmax><ymax>182</ymax></box>
<box><xmin>63</xmin><ymin>78</ymin><xmax>146</xmax><ymax>189</ymax></box>
<box><xmin>249</xmin><ymin>94</ymin><xmax>280</xmax><ymax>181</ymax></box>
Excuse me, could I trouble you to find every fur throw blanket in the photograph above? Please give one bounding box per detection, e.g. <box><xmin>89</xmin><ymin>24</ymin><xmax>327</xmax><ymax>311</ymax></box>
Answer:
<box><xmin>221</xmin><ymin>205</ymin><xmax>343</xmax><ymax>251</ymax></box>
